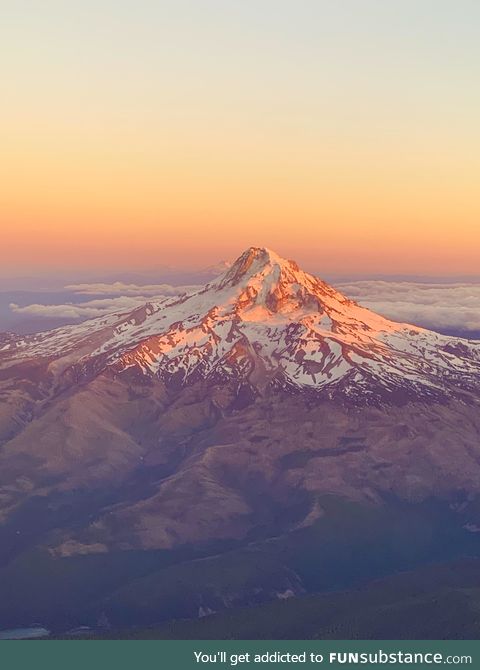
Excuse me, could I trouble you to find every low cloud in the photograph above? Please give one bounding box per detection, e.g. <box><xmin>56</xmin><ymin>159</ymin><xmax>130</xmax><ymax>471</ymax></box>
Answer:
<box><xmin>337</xmin><ymin>281</ymin><xmax>480</xmax><ymax>332</ymax></box>
<box><xmin>9</xmin><ymin>296</ymin><xmax>154</xmax><ymax>320</ymax></box>
<box><xmin>9</xmin><ymin>283</ymin><xmax>201</xmax><ymax>321</ymax></box>
<box><xmin>65</xmin><ymin>282</ymin><xmax>199</xmax><ymax>297</ymax></box>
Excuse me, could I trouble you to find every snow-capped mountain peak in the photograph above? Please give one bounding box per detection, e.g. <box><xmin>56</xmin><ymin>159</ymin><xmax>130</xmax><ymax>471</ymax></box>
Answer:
<box><xmin>208</xmin><ymin>246</ymin><xmax>352</xmax><ymax>320</ymax></box>
<box><xmin>2</xmin><ymin>247</ymin><xmax>480</xmax><ymax>404</ymax></box>
<box><xmin>214</xmin><ymin>246</ymin><xmax>294</xmax><ymax>288</ymax></box>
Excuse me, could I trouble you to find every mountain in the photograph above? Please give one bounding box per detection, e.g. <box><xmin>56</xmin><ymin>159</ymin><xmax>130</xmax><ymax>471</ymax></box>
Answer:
<box><xmin>1</xmin><ymin>247</ymin><xmax>480</xmax><ymax>633</ymax></box>
<box><xmin>196</xmin><ymin>259</ymin><xmax>232</xmax><ymax>277</ymax></box>
<box><xmin>3</xmin><ymin>247</ymin><xmax>480</xmax><ymax>402</ymax></box>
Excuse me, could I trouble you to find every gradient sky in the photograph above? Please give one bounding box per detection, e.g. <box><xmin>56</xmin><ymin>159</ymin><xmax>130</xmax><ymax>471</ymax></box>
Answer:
<box><xmin>1</xmin><ymin>0</ymin><xmax>479</xmax><ymax>275</ymax></box>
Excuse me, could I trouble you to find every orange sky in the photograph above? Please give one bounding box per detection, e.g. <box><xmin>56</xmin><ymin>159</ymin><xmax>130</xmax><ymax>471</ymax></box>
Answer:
<box><xmin>1</xmin><ymin>2</ymin><xmax>479</xmax><ymax>276</ymax></box>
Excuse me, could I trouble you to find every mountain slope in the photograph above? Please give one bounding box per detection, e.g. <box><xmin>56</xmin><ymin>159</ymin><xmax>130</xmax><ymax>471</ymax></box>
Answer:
<box><xmin>1</xmin><ymin>247</ymin><xmax>480</xmax><ymax>560</ymax></box>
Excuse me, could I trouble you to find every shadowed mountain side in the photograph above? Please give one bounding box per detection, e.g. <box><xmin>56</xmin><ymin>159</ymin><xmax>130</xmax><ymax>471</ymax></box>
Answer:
<box><xmin>86</xmin><ymin>558</ymin><xmax>480</xmax><ymax>640</ymax></box>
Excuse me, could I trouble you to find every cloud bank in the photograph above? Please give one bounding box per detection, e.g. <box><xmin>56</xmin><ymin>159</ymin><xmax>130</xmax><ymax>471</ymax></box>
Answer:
<box><xmin>65</xmin><ymin>282</ymin><xmax>199</xmax><ymax>296</ymax></box>
<box><xmin>336</xmin><ymin>281</ymin><xmax>480</xmax><ymax>332</ymax></box>
<box><xmin>9</xmin><ymin>296</ymin><xmax>151</xmax><ymax>319</ymax></box>
<box><xmin>9</xmin><ymin>283</ymin><xmax>201</xmax><ymax>320</ymax></box>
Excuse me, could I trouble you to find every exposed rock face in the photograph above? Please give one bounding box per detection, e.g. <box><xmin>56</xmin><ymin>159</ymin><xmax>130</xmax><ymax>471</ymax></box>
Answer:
<box><xmin>1</xmin><ymin>247</ymin><xmax>480</xmax><ymax>556</ymax></box>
